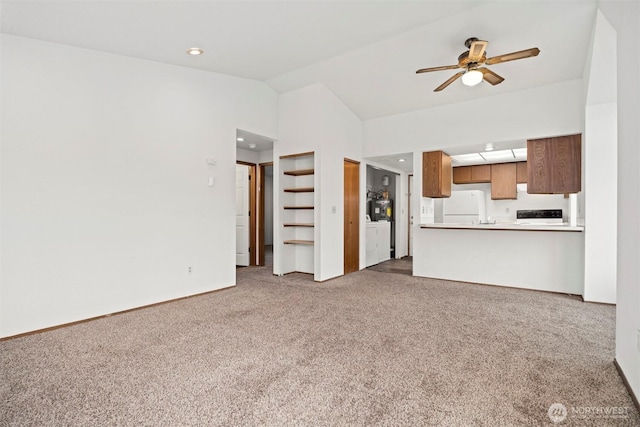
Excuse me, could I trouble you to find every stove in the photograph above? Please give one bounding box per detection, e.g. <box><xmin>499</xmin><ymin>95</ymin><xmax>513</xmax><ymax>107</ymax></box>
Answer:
<box><xmin>516</xmin><ymin>209</ymin><xmax>564</xmax><ymax>225</ymax></box>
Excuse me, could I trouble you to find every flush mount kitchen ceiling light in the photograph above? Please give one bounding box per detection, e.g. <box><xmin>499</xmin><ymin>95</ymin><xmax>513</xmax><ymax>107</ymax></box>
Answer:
<box><xmin>398</xmin><ymin>158</ymin><xmax>406</xmax><ymax>162</ymax></box>
<box><xmin>461</xmin><ymin>69</ymin><xmax>483</xmax><ymax>87</ymax></box>
<box><xmin>512</xmin><ymin>148</ymin><xmax>527</xmax><ymax>160</ymax></box>
<box><xmin>248</xmin><ymin>144</ymin><xmax>256</xmax><ymax>149</ymax></box>
<box><xmin>480</xmin><ymin>149</ymin><xmax>515</xmax><ymax>161</ymax></box>
<box><xmin>236</xmin><ymin>137</ymin><xmax>244</xmax><ymax>142</ymax></box>
<box><xmin>186</xmin><ymin>47</ymin><xmax>204</xmax><ymax>56</ymax></box>
<box><xmin>451</xmin><ymin>153</ymin><xmax>484</xmax><ymax>164</ymax></box>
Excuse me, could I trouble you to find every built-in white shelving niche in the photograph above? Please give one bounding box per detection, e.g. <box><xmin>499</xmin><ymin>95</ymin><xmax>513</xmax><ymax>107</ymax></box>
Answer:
<box><xmin>279</xmin><ymin>151</ymin><xmax>317</xmax><ymax>277</ymax></box>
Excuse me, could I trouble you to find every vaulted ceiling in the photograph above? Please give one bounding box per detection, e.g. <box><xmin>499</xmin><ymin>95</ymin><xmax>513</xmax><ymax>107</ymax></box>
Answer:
<box><xmin>1</xmin><ymin>1</ymin><xmax>597</xmax><ymax>121</ymax></box>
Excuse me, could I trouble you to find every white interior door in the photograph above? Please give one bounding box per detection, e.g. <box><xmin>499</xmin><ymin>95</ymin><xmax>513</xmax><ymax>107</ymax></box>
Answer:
<box><xmin>408</xmin><ymin>174</ymin><xmax>413</xmax><ymax>257</ymax></box>
<box><xmin>236</xmin><ymin>164</ymin><xmax>250</xmax><ymax>266</ymax></box>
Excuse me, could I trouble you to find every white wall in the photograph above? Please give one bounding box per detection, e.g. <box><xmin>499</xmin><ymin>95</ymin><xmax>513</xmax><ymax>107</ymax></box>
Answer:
<box><xmin>583</xmin><ymin>103</ymin><xmax>617</xmax><ymax>303</ymax></box>
<box><xmin>364</xmin><ymin>80</ymin><xmax>584</xmax><ymax>157</ymax></box>
<box><xmin>0</xmin><ymin>35</ymin><xmax>278</xmax><ymax>337</ymax></box>
<box><xmin>599</xmin><ymin>0</ymin><xmax>640</xmax><ymax>400</ymax></box>
<box><xmin>275</xmin><ymin>83</ymin><xmax>363</xmax><ymax>281</ymax></box>
<box><xmin>581</xmin><ymin>10</ymin><xmax>618</xmax><ymax>304</ymax></box>
<box><xmin>236</xmin><ymin>147</ymin><xmax>260</xmax><ymax>164</ymax></box>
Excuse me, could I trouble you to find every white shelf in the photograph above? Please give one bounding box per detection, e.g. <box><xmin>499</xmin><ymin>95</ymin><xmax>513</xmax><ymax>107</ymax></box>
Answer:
<box><xmin>279</xmin><ymin>152</ymin><xmax>316</xmax><ymax>277</ymax></box>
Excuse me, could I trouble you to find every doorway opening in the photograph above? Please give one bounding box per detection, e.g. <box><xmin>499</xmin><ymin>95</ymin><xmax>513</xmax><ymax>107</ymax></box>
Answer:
<box><xmin>236</xmin><ymin>129</ymin><xmax>275</xmax><ymax>268</ymax></box>
<box><xmin>258</xmin><ymin>162</ymin><xmax>274</xmax><ymax>267</ymax></box>
<box><xmin>236</xmin><ymin>162</ymin><xmax>256</xmax><ymax>267</ymax></box>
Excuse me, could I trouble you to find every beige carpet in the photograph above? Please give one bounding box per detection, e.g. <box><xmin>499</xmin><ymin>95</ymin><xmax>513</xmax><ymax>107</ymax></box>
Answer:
<box><xmin>1</xmin><ymin>266</ymin><xmax>638</xmax><ymax>426</ymax></box>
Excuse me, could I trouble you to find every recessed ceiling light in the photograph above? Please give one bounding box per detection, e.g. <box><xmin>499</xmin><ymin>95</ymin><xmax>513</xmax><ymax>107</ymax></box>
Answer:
<box><xmin>236</xmin><ymin>137</ymin><xmax>245</xmax><ymax>142</ymax></box>
<box><xmin>248</xmin><ymin>143</ymin><xmax>257</xmax><ymax>149</ymax></box>
<box><xmin>398</xmin><ymin>158</ymin><xmax>406</xmax><ymax>162</ymax></box>
<box><xmin>186</xmin><ymin>47</ymin><xmax>204</xmax><ymax>56</ymax></box>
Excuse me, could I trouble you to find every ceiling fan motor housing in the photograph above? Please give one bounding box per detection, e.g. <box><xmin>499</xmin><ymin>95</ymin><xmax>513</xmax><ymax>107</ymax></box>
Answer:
<box><xmin>464</xmin><ymin>37</ymin><xmax>481</xmax><ymax>48</ymax></box>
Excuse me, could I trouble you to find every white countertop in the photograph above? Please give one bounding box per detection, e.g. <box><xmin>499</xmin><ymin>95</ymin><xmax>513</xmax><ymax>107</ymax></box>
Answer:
<box><xmin>420</xmin><ymin>223</ymin><xmax>584</xmax><ymax>232</ymax></box>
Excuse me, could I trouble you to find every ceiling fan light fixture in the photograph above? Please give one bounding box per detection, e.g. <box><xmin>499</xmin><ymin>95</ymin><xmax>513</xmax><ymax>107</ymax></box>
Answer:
<box><xmin>461</xmin><ymin>69</ymin><xmax>483</xmax><ymax>87</ymax></box>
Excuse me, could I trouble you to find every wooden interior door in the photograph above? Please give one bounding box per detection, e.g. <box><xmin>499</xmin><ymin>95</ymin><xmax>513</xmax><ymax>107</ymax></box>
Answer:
<box><xmin>344</xmin><ymin>159</ymin><xmax>360</xmax><ymax>274</ymax></box>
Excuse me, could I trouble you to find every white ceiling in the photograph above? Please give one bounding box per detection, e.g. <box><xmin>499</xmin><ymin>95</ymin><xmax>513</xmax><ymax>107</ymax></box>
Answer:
<box><xmin>236</xmin><ymin>129</ymin><xmax>274</xmax><ymax>153</ymax></box>
<box><xmin>367</xmin><ymin>153</ymin><xmax>414</xmax><ymax>174</ymax></box>
<box><xmin>3</xmin><ymin>1</ymin><xmax>599</xmax><ymax>173</ymax></box>
<box><xmin>1</xmin><ymin>0</ymin><xmax>598</xmax><ymax>123</ymax></box>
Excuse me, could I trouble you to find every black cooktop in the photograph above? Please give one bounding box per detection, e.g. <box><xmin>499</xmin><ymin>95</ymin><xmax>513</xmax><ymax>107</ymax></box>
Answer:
<box><xmin>516</xmin><ymin>209</ymin><xmax>563</xmax><ymax>219</ymax></box>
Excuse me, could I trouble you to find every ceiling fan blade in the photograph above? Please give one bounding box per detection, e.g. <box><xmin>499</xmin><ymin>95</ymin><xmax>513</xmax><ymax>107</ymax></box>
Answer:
<box><xmin>467</xmin><ymin>40</ymin><xmax>488</xmax><ymax>62</ymax></box>
<box><xmin>485</xmin><ymin>47</ymin><xmax>540</xmax><ymax>65</ymax></box>
<box><xmin>416</xmin><ymin>64</ymin><xmax>460</xmax><ymax>74</ymax></box>
<box><xmin>479</xmin><ymin>67</ymin><xmax>504</xmax><ymax>85</ymax></box>
<box><xmin>434</xmin><ymin>71</ymin><xmax>465</xmax><ymax>92</ymax></box>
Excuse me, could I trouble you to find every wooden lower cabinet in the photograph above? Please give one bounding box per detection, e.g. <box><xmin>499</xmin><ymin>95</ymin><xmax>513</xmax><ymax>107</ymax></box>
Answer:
<box><xmin>491</xmin><ymin>163</ymin><xmax>517</xmax><ymax>200</ymax></box>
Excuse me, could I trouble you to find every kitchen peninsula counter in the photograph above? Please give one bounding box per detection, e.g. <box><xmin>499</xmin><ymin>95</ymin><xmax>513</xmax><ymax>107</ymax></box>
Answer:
<box><xmin>415</xmin><ymin>223</ymin><xmax>585</xmax><ymax>295</ymax></box>
<box><xmin>420</xmin><ymin>223</ymin><xmax>584</xmax><ymax>232</ymax></box>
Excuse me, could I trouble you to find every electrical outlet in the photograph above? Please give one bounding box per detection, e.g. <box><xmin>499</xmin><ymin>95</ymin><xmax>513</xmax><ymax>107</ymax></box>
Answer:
<box><xmin>188</xmin><ymin>266</ymin><xmax>192</xmax><ymax>274</ymax></box>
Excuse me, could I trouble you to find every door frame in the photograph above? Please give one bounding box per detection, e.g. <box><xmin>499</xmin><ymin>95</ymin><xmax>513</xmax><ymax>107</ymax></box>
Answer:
<box><xmin>237</xmin><ymin>161</ymin><xmax>257</xmax><ymax>266</ymax></box>
<box><xmin>408</xmin><ymin>173</ymin><xmax>413</xmax><ymax>257</ymax></box>
<box><xmin>344</xmin><ymin>158</ymin><xmax>360</xmax><ymax>274</ymax></box>
<box><xmin>257</xmin><ymin>162</ymin><xmax>273</xmax><ymax>266</ymax></box>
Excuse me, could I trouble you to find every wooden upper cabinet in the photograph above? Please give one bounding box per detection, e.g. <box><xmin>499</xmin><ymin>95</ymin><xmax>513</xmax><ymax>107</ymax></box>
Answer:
<box><xmin>527</xmin><ymin>134</ymin><xmax>581</xmax><ymax>194</ymax></box>
<box><xmin>453</xmin><ymin>164</ymin><xmax>491</xmax><ymax>184</ymax></box>
<box><xmin>516</xmin><ymin>161</ymin><xmax>527</xmax><ymax>184</ymax></box>
<box><xmin>452</xmin><ymin>166</ymin><xmax>471</xmax><ymax>184</ymax></box>
<box><xmin>422</xmin><ymin>150</ymin><xmax>451</xmax><ymax>198</ymax></box>
<box><xmin>491</xmin><ymin>163</ymin><xmax>517</xmax><ymax>200</ymax></box>
<box><xmin>472</xmin><ymin>164</ymin><xmax>492</xmax><ymax>182</ymax></box>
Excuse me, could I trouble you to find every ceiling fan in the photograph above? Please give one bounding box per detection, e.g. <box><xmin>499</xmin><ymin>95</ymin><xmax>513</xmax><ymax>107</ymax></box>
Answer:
<box><xmin>416</xmin><ymin>37</ymin><xmax>540</xmax><ymax>92</ymax></box>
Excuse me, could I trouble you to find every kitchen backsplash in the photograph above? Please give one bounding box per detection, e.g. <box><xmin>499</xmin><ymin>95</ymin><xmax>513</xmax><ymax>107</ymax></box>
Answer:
<box><xmin>420</xmin><ymin>183</ymin><xmax>577</xmax><ymax>224</ymax></box>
